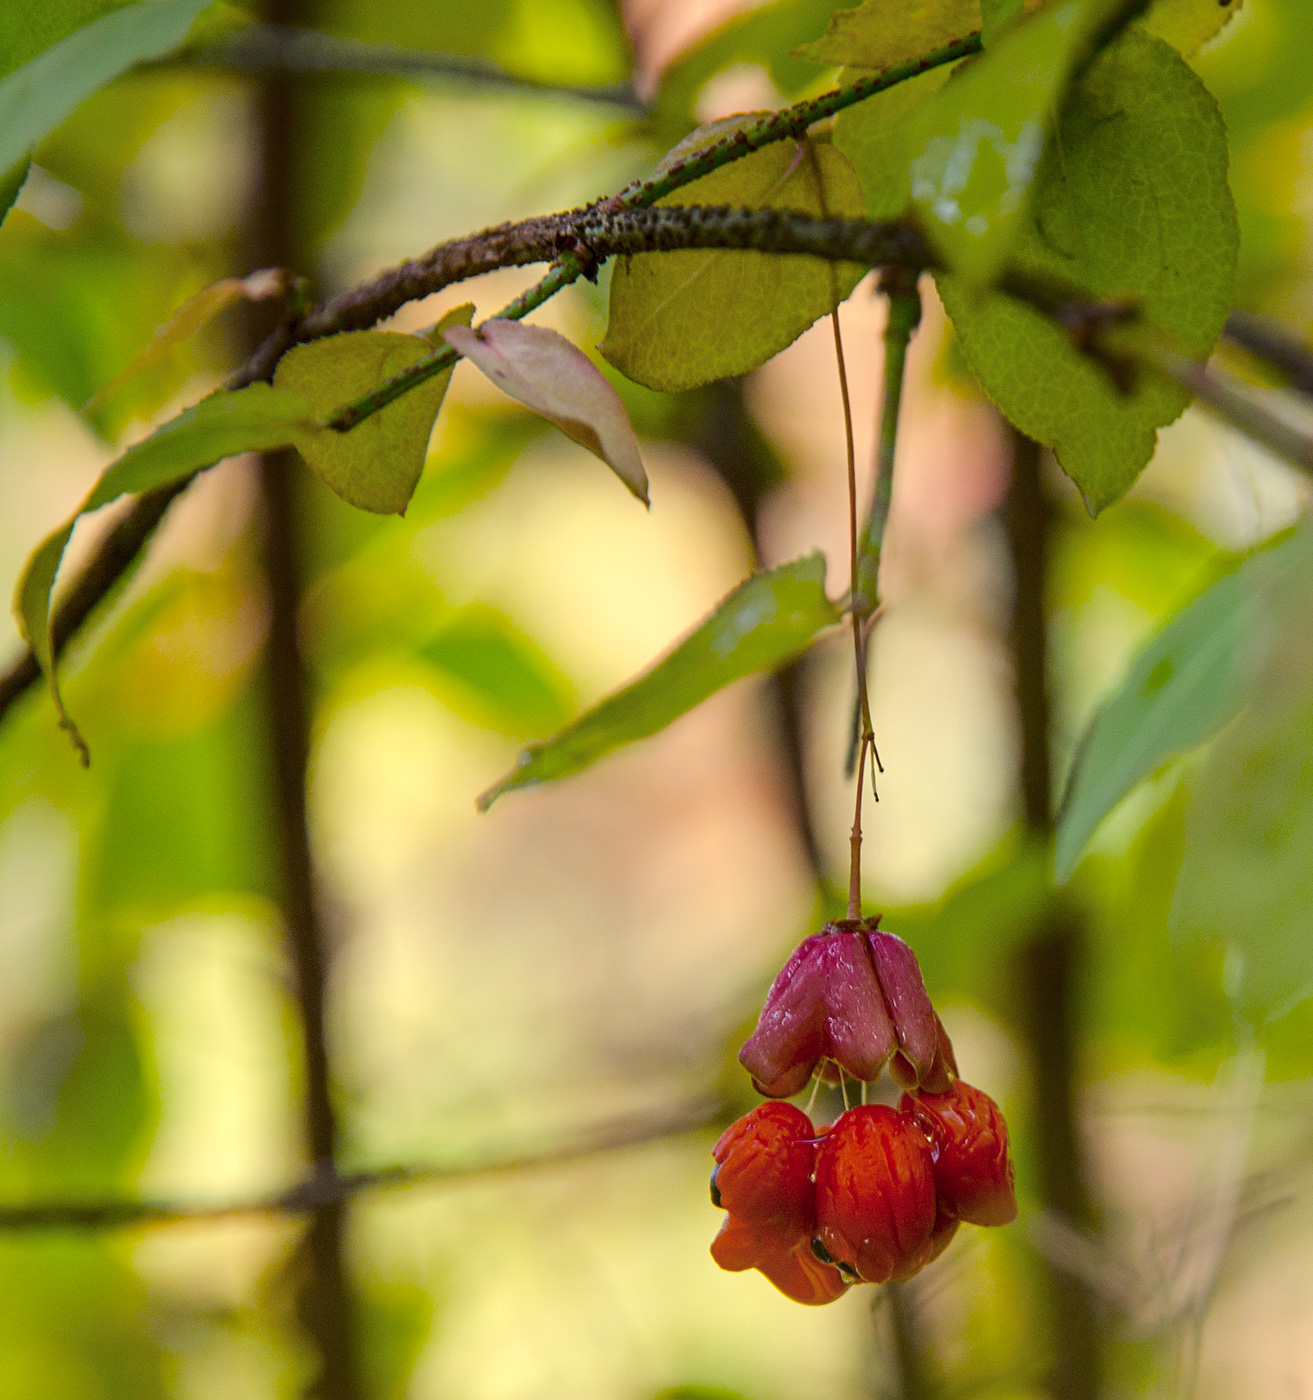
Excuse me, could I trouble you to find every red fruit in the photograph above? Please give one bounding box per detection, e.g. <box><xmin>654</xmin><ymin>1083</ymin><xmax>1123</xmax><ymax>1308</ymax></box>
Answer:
<box><xmin>711</xmin><ymin>1103</ymin><xmax>816</xmax><ymax>1240</ymax></box>
<box><xmin>901</xmin><ymin>1080</ymin><xmax>1017</xmax><ymax>1227</ymax></box>
<box><xmin>711</xmin><ymin>1218</ymin><xmax>850</xmax><ymax>1305</ymax></box>
<box><xmin>813</xmin><ymin>1105</ymin><xmax>937</xmax><ymax>1284</ymax></box>
<box><xmin>738</xmin><ymin>925</ymin><xmax>897</xmax><ymax>1097</ymax></box>
<box><xmin>925</xmin><ymin>1208</ymin><xmax>959</xmax><ymax>1265</ymax></box>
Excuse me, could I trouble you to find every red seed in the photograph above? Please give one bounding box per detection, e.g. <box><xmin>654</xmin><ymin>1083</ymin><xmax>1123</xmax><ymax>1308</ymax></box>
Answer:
<box><xmin>712</xmin><ymin>1102</ymin><xmax>817</xmax><ymax>1238</ymax></box>
<box><xmin>814</xmin><ymin>1105</ymin><xmax>937</xmax><ymax>1284</ymax></box>
<box><xmin>901</xmin><ymin>1080</ymin><xmax>1017</xmax><ymax>1227</ymax></box>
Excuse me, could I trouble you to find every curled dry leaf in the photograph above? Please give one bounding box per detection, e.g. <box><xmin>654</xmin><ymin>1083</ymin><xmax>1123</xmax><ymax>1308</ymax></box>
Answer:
<box><xmin>443</xmin><ymin>320</ymin><xmax>649</xmax><ymax>505</ymax></box>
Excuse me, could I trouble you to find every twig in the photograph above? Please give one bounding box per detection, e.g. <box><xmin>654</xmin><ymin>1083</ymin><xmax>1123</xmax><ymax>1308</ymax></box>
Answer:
<box><xmin>167</xmin><ymin>23</ymin><xmax>644</xmax><ymax>110</ymax></box>
<box><xmin>1223</xmin><ymin>309</ymin><xmax>1313</xmax><ymax>398</ymax></box>
<box><xmin>0</xmin><ymin>1098</ymin><xmax>723</xmax><ymax>1232</ymax></box>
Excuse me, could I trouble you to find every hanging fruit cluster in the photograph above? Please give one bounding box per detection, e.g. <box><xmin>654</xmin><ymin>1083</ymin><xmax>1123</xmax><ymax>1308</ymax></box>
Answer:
<box><xmin>711</xmin><ymin>919</ymin><xmax>1015</xmax><ymax>1304</ymax></box>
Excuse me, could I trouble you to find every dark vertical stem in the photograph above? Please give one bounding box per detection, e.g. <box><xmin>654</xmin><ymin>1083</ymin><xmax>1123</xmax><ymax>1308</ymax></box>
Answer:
<box><xmin>251</xmin><ymin>2</ymin><xmax>360</xmax><ymax>1398</ymax></box>
<box><xmin>1005</xmin><ymin>430</ymin><xmax>1099</xmax><ymax>1400</ymax></box>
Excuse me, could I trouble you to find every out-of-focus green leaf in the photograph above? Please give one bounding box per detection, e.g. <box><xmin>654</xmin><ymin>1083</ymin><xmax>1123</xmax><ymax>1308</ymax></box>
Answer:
<box><xmin>1055</xmin><ymin>531</ymin><xmax>1307</xmax><ymax>882</ymax></box>
<box><xmin>940</xmin><ymin>27</ymin><xmax>1237</xmax><ymax>512</ymax></box>
<box><xmin>0</xmin><ymin>212</ymin><xmax>216</xmax><ymax>435</ymax></box>
<box><xmin>794</xmin><ymin>0</ymin><xmax>980</xmax><ymax>69</ymax></box>
<box><xmin>419</xmin><ymin>606</ymin><xmax>572</xmax><ymax>737</ymax></box>
<box><xmin>1172</xmin><ymin>545</ymin><xmax>1313</xmax><ymax>1023</ymax></box>
<box><xmin>651</xmin><ymin>0</ymin><xmax>848</xmax><ymax>144</ymax></box>
<box><xmin>0</xmin><ymin>0</ymin><xmax>212</xmax><ymax>177</ymax></box>
<box><xmin>0</xmin><ymin>157</ymin><xmax>28</xmax><ymax>225</ymax></box>
<box><xmin>274</xmin><ymin>305</ymin><xmax>473</xmax><ymax>514</ymax></box>
<box><xmin>0</xmin><ymin>0</ymin><xmax>132</xmax><ymax>76</ymax></box>
<box><xmin>15</xmin><ymin>383</ymin><xmax>315</xmax><ymax>751</ymax></box>
<box><xmin>980</xmin><ymin>0</ymin><xmax>1025</xmax><ymax>45</ymax></box>
<box><xmin>444</xmin><ymin>320</ymin><xmax>648</xmax><ymax>503</ymax></box>
<box><xmin>602</xmin><ymin>125</ymin><xmax>865</xmax><ymax>391</ymax></box>
<box><xmin>906</xmin><ymin>0</ymin><xmax>1083</xmax><ymax>282</ymax></box>
<box><xmin>478</xmin><ymin>553</ymin><xmax>840</xmax><ymax>809</ymax></box>
<box><xmin>1142</xmin><ymin>0</ymin><xmax>1242</xmax><ymax>55</ymax></box>
<box><xmin>10</xmin><ymin>986</ymin><xmax>154</xmax><ymax>1192</ymax></box>
<box><xmin>832</xmin><ymin>64</ymin><xmax>950</xmax><ymax>219</ymax></box>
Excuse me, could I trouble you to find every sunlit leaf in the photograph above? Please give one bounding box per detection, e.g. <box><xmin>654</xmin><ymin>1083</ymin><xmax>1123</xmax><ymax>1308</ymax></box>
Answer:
<box><xmin>14</xmin><ymin>383</ymin><xmax>316</xmax><ymax>756</ymax></box>
<box><xmin>1172</xmin><ymin>538</ymin><xmax>1313</xmax><ymax>1022</ymax></box>
<box><xmin>275</xmin><ymin>304</ymin><xmax>473</xmax><ymax>514</ymax></box>
<box><xmin>1055</xmin><ymin>530</ymin><xmax>1308</xmax><ymax>882</ymax></box>
<box><xmin>444</xmin><ymin>320</ymin><xmax>648</xmax><ymax>504</ymax></box>
<box><xmin>832</xmin><ymin>65</ymin><xmax>951</xmax><ymax>219</ymax></box>
<box><xmin>980</xmin><ymin>0</ymin><xmax>1025</xmax><ymax>45</ymax></box>
<box><xmin>794</xmin><ymin>0</ymin><xmax>980</xmax><ymax>70</ymax></box>
<box><xmin>602</xmin><ymin>125</ymin><xmax>865</xmax><ymax>392</ymax></box>
<box><xmin>0</xmin><ymin>0</ymin><xmax>212</xmax><ymax>176</ymax></box>
<box><xmin>1142</xmin><ymin>0</ymin><xmax>1243</xmax><ymax>54</ymax></box>
<box><xmin>939</xmin><ymin>27</ymin><xmax>1237</xmax><ymax>512</ymax></box>
<box><xmin>478</xmin><ymin>552</ymin><xmax>840</xmax><ymax>809</ymax></box>
<box><xmin>906</xmin><ymin>0</ymin><xmax>1085</xmax><ymax>281</ymax></box>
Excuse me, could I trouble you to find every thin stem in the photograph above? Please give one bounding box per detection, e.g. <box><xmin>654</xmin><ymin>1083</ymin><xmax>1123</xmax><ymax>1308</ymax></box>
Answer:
<box><xmin>856</xmin><ymin>269</ymin><xmax>922</xmax><ymax>614</ymax></box>
<box><xmin>832</xmin><ymin>306</ymin><xmax>867</xmax><ymax>921</ymax></box>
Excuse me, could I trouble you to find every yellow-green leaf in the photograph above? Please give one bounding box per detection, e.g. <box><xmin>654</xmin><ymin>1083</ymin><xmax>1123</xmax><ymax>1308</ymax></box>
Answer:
<box><xmin>1142</xmin><ymin>0</ymin><xmax>1242</xmax><ymax>55</ymax></box>
<box><xmin>794</xmin><ymin>0</ymin><xmax>981</xmax><ymax>70</ymax></box>
<box><xmin>601</xmin><ymin>127</ymin><xmax>866</xmax><ymax>392</ymax></box>
<box><xmin>478</xmin><ymin>553</ymin><xmax>840</xmax><ymax>809</ymax></box>
<box><xmin>273</xmin><ymin>303</ymin><xmax>473</xmax><ymax>514</ymax></box>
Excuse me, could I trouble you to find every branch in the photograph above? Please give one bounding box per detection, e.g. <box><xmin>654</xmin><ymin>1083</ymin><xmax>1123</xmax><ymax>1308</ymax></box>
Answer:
<box><xmin>168</xmin><ymin>23</ymin><xmax>644</xmax><ymax>110</ymax></box>
<box><xmin>1223</xmin><ymin>309</ymin><xmax>1313</xmax><ymax>399</ymax></box>
<box><xmin>0</xmin><ymin>46</ymin><xmax>977</xmax><ymax>730</ymax></box>
<box><xmin>0</xmin><ymin>1097</ymin><xmax>724</xmax><ymax>1232</ymax></box>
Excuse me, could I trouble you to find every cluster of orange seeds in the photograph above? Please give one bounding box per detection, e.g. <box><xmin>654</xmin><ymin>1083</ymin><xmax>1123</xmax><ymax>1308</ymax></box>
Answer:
<box><xmin>711</xmin><ymin>922</ymin><xmax>1016</xmax><ymax>1304</ymax></box>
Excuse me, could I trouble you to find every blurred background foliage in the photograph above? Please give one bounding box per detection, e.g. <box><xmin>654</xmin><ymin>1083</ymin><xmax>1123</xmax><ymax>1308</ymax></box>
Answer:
<box><xmin>1</xmin><ymin>2</ymin><xmax>1312</xmax><ymax>1399</ymax></box>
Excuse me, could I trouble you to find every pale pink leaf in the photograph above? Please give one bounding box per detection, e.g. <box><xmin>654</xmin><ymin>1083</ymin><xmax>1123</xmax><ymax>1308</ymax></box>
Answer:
<box><xmin>444</xmin><ymin>320</ymin><xmax>649</xmax><ymax>504</ymax></box>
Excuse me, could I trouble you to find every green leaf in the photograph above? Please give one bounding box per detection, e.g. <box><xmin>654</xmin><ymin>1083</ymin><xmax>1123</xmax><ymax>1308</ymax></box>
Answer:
<box><xmin>906</xmin><ymin>0</ymin><xmax>1087</xmax><ymax>281</ymax></box>
<box><xmin>980</xmin><ymin>0</ymin><xmax>1025</xmax><ymax>45</ymax></box>
<box><xmin>14</xmin><ymin>383</ymin><xmax>315</xmax><ymax>756</ymax></box>
<box><xmin>601</xmin><ymin>128</ymin><xmax>866</xmax><ymax>392</ymax></box>
<box><xmin>832</xmin><ymin>64</ymin><xmax>951</xmax><ymax>219</ymax></box>
<box><xmin>274</xmin><ymin>304</ymin><xmax>473</xmax><ymax>514</ymax></box>
<box><xmin>0</xmin><ymin>157</ymin><xmax>29</xmax><ymax>226</ymax></box>
<box><xmin>0</xmin><ymin>0</ymin><xmax>213</xmax><ymax>176</ymax></box>
<box><xmin>419</xmin><ymin>607</ymin><xmax>572</xmax><ymax>737</ymax></box>
<box><xmin>1172</xmin><ymin>536</ymin><xmax>1313</xmax><ymax>1022</ymax></box>
<box><xmin>1055</xmin><ymin>531</ymin><xmax>1308</xmax><ymax>882</ymax></box>
<box><xmin>939</xmin><ymin>27</ymin><xmax>1237</xmax><ymax>512</ymax></box>
<box><xmin>651</xmin><ymin>0</ymin><xmax>852</xmax><ymax>145</ymax></box>
<box><xmin>794</xmin><ymin>0</ymin><xmax>980</xmax><ymax>70</ymax></box>
<box><xmin>478</xmin><ymin>552</ymin><xmax>840</xmax><ymax>809</ymax></box>
<box><xmin>1142</xmin><ymin>0</ymin><xmax>1243</xmax><ymax>55</ymax></box>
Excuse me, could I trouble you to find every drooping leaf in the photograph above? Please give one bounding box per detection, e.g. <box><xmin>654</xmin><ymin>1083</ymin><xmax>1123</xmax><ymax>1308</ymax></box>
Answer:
<box><xmin>83</xmin><ymin>267</ymin><xmax>289</xmax><ymax>420</ymax></box>
<box><xmin>906</xmin><ymin>0</ymin><xmax>1087</xmax><ymax>281</ymax></box>
<box><xmin>1142</xmin><ymin>0</ymin><xmax>1243</xmax><ymax>55</ymax></box>
<box><xmin>794</xmin><ymin>0</ymin><xmax>980</xmax><ymax>70</ymax></box>
<box><xmin>1055</xmin><ymin>530</ymin><xmax>1308</xmax><ymax>882</ymax></box>
<box><xmin>419</xmin><ymin>607</ymin><xmax>572</xmax><ymax>737</ymax></box>
<box><xmin>939</xmin><ymin>27</ymin><xmax>1237</xmax><ymax>512</ymax></box>
<box><xmin>601</xmin><ymin>127</ymin><xmax>866</xmax><ymax>392</ymax></box>
<box><xmin>478</xmin><ymin>552</ymin><xmax>840</xmax><ymax>809</ymax></box>
<box><xmin>444</xmin><ymin>320</ymin><xmax>648</xmax><ymax>503</ymax></box>
<box><xmin>15</xmin><ymin>383</ymin><xmax>316</xmax><ymax>754</ymax></box>
<box><xmin>274</xmin><ymin>304</ymin><xmax>474</xmax><ymax>514</ymax></box>
<box><xmin>0</xmin><ymin>0</ymin><xmax>213</xmax><ymax>177</ymax></box>
<box><xmin>1172</xmin><ymin>538</ymin><xmax>1313</xmax><ymax>1022</ymax></box>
